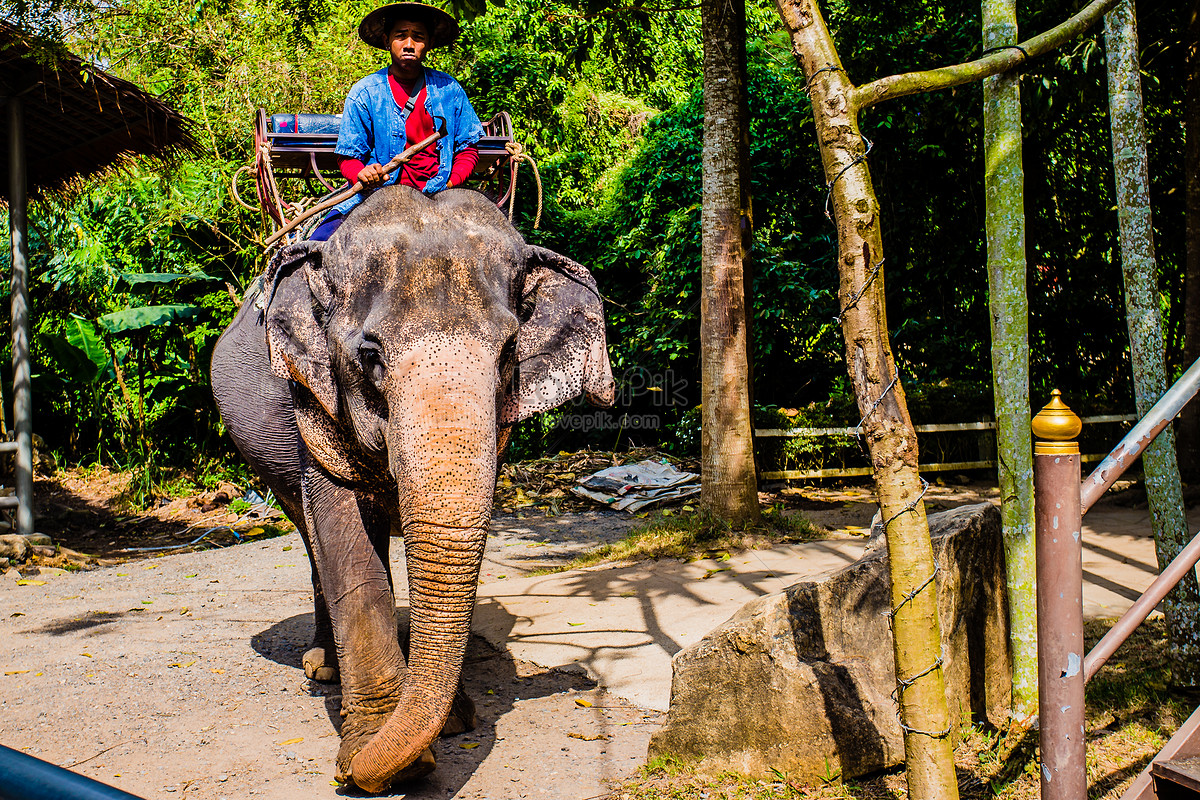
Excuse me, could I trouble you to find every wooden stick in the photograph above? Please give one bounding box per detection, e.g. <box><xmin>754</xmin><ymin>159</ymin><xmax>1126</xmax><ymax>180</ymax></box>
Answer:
<box><xmin>263</xmin><ymin>119</ymin><xmax>447</xmax><ymax>248</ymax></box>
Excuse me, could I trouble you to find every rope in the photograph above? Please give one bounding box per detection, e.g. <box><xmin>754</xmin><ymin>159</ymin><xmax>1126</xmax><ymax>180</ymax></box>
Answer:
<box><xmin>504</xmin><ymin>140</ymin><xmax>543</xmax><ymax>230</ymax></box>
<box><xmin>230</xmin><ymin>165</ymin><xmax>259</xmax><ymax>212</ymax></box>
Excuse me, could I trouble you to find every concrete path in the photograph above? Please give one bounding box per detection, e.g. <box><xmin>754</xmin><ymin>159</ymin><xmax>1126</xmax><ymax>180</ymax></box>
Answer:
<box><xmin>0</xmin><ymin>495</ymin><xmax>1187</xmax><ymax>800</ymax></box>
<box><xmin>470</xmin><ymin>499</ymin><xmax>1188</xmax><ymax>714</ymax></box>
<box><xmin>474</xmin><ymin>539</ymin><xmax>865</xmax><ymax>711</ymax></box>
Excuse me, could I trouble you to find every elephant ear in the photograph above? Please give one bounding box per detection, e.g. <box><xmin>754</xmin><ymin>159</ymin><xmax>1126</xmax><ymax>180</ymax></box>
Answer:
<box><xmin>500</xmin><ymin>246</ymin><xmax>615</xmax><ymax>424</ymax></box>
<box><xmin>262</xmin><ymin>241</ymin><xmax>339</xmax><ymax>419</ymax></box>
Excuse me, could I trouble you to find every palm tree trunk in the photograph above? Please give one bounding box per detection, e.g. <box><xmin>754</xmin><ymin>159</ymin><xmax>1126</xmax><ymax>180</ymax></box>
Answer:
<box><xmin>700</xmin><ymin>0</ymin><xmax>760</xmax><ymax>527</ymax></box>
<box><xmin>1105</xmin><ymin>0</ymin><xmax>1200</xmax><ymax>687</ymax></box>
<box><xmin>982</xmin><ymin>0</ymin><xmax>1038</xmax><ymax>725</ymax></box>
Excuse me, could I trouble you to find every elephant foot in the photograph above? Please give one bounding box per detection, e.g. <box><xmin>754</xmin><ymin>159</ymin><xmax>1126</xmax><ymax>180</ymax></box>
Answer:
<box><xmin>440</xmin><ymin>684</ymin><xmax>477</xmax><ymax>736</ymax></box>
<box><xmin>335</xmin><ymin>711</ymin><xmax>435</xmax><ymax>790</ymax></box>
<box><xmin>302</xmin><ymin>646</ymin><xmax>338</xmax><ymax>683</ymax></box>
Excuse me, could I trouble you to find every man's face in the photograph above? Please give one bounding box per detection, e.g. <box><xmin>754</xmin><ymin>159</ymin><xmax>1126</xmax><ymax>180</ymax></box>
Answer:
<box><xmin>389</xmin><ymin>18</ymin><xmax>429</xmax><ymax>67</ymax></box>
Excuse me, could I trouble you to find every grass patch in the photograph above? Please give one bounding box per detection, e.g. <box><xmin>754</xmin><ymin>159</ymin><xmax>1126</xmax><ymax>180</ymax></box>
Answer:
<box><xmin>612</xmin><ymin>617</ymin><xmax>1197</xmax><ymax>799</ymax></box>
<box><xmin>535</xmin><ymin>505</ymin><xmax>830</xmax><ymax>574</ymax></box>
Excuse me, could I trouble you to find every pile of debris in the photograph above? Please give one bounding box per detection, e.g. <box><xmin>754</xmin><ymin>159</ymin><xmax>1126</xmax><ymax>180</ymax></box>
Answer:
<box><xmin>0</xmin><ymin>531</ymin><xmax>95</xmax><ymax>576</ymax></box>
<box><xmin>494</xmin><ymin>448</ymin><xmax>699</xmax><ymax>515</ymax></box>
<box><xmin>571</xmin><ymin>460</ymin><xmax>700</xmax><ymax>512</ymax></box>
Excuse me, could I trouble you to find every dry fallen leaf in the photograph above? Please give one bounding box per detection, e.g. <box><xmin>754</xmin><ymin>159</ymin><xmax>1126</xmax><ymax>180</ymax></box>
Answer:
<box><xmin>567</xmin><ymin>732</ymin><xmax>608</xmax><ymax>741</ymax></box>
<box><xmin>574</xmin><ymin>698</ymin><xmax>593</xmax><ymax>708</ymax></box>
<box><xmin>246</xmin><ymin>527</ymin><xmax>266</xmax><ymax>537</ymax></box>
<box><xmin>16</xmin><ymin>580</ymin><xmax>46</xmax><ymax>586</ymax></box>
<box><xmin>278</xmin><ymin>737</ymin><xmax>304</xmax><ymax>746</ymax></box>
<box><xmin>4</xmin><ymin>670</ymin><xmax>30</xmax><ymax>675</ymax></box>
<box><xmin>210</xmin><ymin>668</ymin><xmax>225</xmax><ymax>674</ymax></box>
<box><xmin>81</xmin><ymin>653</ymin><xmax>93</xmax><ymax>658</ymax></box>
<box><xmin>459</xmin><ymin>742</ymin><xmax>480</xmax><ymax>750</ymax></box>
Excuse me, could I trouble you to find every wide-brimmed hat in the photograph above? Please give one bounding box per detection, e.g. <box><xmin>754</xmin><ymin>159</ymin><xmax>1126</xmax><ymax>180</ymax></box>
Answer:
<box><xmin>358</xmin><ymin>2</ymin><xmax>460</xmax><ymax>50</ymax></box>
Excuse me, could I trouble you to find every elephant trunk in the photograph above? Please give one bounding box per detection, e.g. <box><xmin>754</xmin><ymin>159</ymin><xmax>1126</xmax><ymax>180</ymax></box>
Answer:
<box><xmin>350</xmin><ymin>338</ymin><xmax>497</xmax><ymax>792</ymax></box>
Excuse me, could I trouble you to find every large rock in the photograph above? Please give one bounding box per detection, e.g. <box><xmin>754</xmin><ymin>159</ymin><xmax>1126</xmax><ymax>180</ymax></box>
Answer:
<box><xmin>648</xmin><ymin>502</ymin><xmax>1010</xmax><ymax>781</ymax></box>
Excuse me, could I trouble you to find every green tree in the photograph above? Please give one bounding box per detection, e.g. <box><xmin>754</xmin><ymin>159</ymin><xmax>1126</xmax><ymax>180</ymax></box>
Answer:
<box><xmin>773</xmin><ymin>0</ymin><xmax>1124</xmax><ymax>794</ymax></box>
<box><xmin>982</xmin><ymin>0</ymin><xmax>1037</xmax><ymax>725</ymax></box>
<box><xmin>1104</xmin><ymin>0</ymin><xmax>1200</xmax><ymax>686</ymax></box>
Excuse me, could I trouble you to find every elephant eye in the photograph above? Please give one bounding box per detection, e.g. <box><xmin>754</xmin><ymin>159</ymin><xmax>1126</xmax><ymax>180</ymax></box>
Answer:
<box><xmin>358</xmin><ymin>337</ymin><xmax>386</xmax><ymax>383</ymax></box>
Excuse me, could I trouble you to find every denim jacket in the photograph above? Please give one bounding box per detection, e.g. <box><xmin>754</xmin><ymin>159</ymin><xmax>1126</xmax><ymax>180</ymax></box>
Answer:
<box><xmin>332</xmin><ymin>67</ymin><xmax>484</xmax><ymax>215</ymax></box>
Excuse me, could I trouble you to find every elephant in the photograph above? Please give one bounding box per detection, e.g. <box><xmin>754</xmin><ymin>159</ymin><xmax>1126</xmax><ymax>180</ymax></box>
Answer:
<box><xmin>209</xmin><ymin>186</ymin><xmax>614</xmax><ymax>792</ymax></box>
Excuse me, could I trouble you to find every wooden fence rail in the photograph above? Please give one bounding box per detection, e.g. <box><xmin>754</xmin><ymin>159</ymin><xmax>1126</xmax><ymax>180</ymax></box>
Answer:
<box><xmin>756</xmin><ymin>414</ymin><xmax>1136</xmax><ymax>481</ymax></box>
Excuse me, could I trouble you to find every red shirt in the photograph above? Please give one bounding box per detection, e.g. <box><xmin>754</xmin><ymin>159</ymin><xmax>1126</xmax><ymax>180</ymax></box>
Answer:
<box><xmin>339</xmin><ymin>72</ymin><xmax>479</xmax><ymax>190</ymax></box>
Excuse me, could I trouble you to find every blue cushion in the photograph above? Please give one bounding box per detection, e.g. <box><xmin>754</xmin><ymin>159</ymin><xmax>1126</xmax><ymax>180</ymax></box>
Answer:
<box><xmin>270</xmin><ymin>113</ymin><xmax>342</xmax><ymax>135</ymax></box>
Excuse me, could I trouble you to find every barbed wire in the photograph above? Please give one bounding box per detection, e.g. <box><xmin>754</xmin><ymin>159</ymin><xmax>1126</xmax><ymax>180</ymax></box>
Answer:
<box><xmin>804</xmin><ymin>63</ymin><xmax>844</xmax><ymax>92</ymax></box>
<box><xmin>824</xmin><ymin>135</ymin><xmax>874</xmax><ymax>221</ymax></box>
<box><xmin>855</xmin><ymin>372</ymin><xmax>899</xmax><ymax>436</ymax></box>
<box><xmin>833</xmin><ymin>257</ymin><xmax>885</xmax><ymax>326</ymax></box>
<box><xmin>805</xmin><ymin>55</ymin><xmax>946</xmax><ymax>744</ymax></box>
<box><xmin>875</xmin><ymin>476</ymin><xmax>948</xmax><ymax>739</ymax></box>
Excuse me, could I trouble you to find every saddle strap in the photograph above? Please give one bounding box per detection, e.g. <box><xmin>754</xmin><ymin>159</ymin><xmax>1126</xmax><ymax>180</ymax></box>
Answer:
<box><xmin>399</xmin><ymin>70</ymin><xmax>426</xmax><ymax>129</ymax></box>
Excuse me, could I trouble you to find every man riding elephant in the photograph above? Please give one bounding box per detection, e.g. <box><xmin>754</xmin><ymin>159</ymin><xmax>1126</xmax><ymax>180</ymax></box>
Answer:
<box><xmin>210</xmin><ymin>8</ymin><xmax>615</xmax><ymax>791</ymax></box>
<box><xmin>311</xmin><ymin>1</ymin><xmax>483</xmax><ymax>242</ymax></box>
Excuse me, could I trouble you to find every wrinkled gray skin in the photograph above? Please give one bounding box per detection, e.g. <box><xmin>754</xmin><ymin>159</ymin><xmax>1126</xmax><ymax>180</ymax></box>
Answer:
<box><xmin>210</xmin><ymin>187</ymin><xmax>614</xmax><ymax>792</ymax></box>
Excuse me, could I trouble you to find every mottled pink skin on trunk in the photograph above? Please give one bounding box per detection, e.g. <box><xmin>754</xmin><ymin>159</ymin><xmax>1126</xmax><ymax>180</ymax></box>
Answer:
<box><xmin>350</xmin><ymin>336</ymin><xmax>498</xmax><ymax>792</ymax></box>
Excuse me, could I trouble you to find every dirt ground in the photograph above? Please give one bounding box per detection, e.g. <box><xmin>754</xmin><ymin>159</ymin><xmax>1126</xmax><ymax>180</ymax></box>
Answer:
<box><xmin>1</xmin><ymin>466</ymin><xmax>1004</xmax><ymax>799</ymax></box>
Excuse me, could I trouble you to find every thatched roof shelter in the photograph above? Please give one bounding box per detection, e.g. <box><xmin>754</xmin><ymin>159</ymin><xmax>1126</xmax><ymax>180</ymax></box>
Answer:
<box><xmin>0</xmin><ymin>22</ymin><xmax>199</xmax><ymax>542</ymax></box>
<box><xmin>0</xmin><ymin>21</ymin><xmax>199</xmax><ymax>195</ymax></box>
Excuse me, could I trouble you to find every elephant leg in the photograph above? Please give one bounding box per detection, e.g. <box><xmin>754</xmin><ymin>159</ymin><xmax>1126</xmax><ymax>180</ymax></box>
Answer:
<box><xmin>301</xmin><ymin>545</ymin><xmax>338</xmax><ymax>683</ymax></box>
<box><xmin>300</xmin><ymin>463</ymin><xmax>435</xmax><ymax>783</ymax></box>
<box><xmin>211</xmin><ymin>300</ymin><xmax>336</xmax><ymax>676</ymax></box>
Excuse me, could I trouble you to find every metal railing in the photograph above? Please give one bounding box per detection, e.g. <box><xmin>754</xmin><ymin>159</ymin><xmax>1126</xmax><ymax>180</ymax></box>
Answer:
<box><xmin>0</xmin><ymin>743</ymin><xmax>147</xmax><ymax>800</ymax></box>
<box><xmin>1033</xmin><ymin>356</ymin><xmax>1200</xmax><ymax>800</ymax></box>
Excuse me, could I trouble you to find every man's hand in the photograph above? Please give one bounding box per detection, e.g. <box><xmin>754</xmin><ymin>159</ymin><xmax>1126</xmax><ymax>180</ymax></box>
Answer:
<box><xmin>357</xmin><ymin>163</ymin><xmax>387</xmax><ymax>189</ymax></box>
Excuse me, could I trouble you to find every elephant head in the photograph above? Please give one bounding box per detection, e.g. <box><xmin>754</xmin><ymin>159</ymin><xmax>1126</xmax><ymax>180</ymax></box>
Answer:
<box><xmin>259</xmin><ymin>188</ymin><xmax>613</xmax><ymax>790</ymax></box>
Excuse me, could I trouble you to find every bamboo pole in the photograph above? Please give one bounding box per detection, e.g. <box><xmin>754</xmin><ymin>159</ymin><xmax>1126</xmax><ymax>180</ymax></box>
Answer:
<box><xmin>982</xmin><ymin>0</ymin><xmax>1037</xmax><ymax>724</ymax></box>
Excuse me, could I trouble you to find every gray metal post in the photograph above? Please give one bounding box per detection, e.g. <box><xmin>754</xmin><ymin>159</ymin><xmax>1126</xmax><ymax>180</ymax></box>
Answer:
<box><xmin>1033</xmin><ymin>390</ymin><xmax>1087</xmax><ymax>800</ymax></box>
<box><xmin>9</xmin><ymin>96</ymin><xmax>32</xmax><ymax>538</ymax></box>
